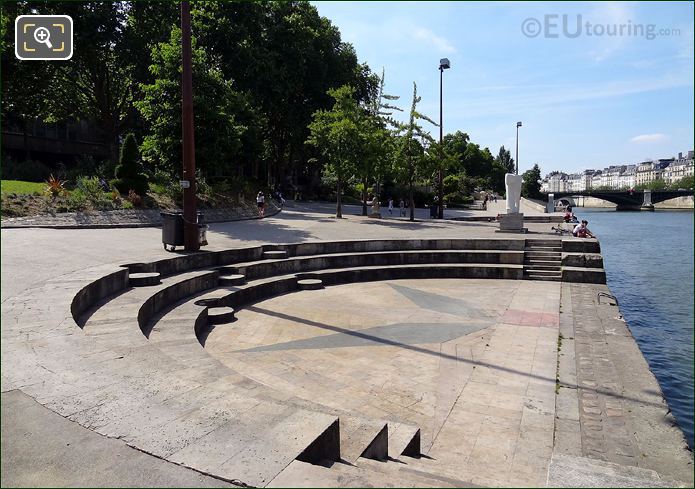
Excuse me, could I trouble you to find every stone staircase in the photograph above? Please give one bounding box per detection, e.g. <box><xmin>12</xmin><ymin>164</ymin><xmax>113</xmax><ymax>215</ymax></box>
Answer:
<box><xmin>58</xmin><ymin>238</ymin><xmax>609</xmax><ymax>486</ymax></box>
<box><xmin>523</xmin><ymin>238</ymin><xmax>562</xmax><ymax>281</ymax></box>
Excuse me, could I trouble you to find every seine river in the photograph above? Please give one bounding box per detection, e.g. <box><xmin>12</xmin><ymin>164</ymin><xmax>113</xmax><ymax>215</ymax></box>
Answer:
<box><xmin>579</xmin><ymin>208</ymin><xmax>694</xmax><ymax>448</ymax></box>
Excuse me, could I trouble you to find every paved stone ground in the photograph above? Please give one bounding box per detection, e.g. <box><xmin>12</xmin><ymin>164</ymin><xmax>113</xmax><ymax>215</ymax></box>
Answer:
<box><xmin>0</xmin><ymin>197</ymin><xmax>544</xmax><ymax>229</ymax></box>
<box><xmin>1</xmin><ymin>390</ymin><xmax>237</xmax><ymax>488</ymax></box>
<box><xmin>208</xmin><ymin>279</ymin><xmax>560</xmax><ymax>487</ymax></box>
<box><xmin>2</xmin><ymin>202</ymin><xmax>690</xmax><ymax>487</ymax></box>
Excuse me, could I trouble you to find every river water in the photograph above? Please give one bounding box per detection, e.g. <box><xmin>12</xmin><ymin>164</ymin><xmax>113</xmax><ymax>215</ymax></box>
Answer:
<box><xmin>579</xmin><ymin>208</ymin><xmax>694</xmax><ymax>448</ymax></box>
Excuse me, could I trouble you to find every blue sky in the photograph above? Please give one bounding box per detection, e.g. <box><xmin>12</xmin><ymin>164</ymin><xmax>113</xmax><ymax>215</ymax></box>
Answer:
<box><xmin>312</xmin><ymin>1</ymin><xmax>694</xmax><ymax>175</ymax></box>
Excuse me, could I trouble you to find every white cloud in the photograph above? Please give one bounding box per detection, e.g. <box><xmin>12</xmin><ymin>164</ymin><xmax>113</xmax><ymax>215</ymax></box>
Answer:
<box><xmin>413</xmin><ymin>27</ymin><xmax>457</xmax><ymax>53</ymax></box>
<box><xmin>630</xmin><ymin>133</ymin><xmax>668</xmax><ymax>143</ymax></box>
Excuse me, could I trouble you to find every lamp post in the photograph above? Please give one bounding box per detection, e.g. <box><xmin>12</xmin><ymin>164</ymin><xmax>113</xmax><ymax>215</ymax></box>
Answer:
<box><xmin>515</xmin><ymin>121</ymin><xmax>522</xmax><ymax>175</ymax></box>
<box><xmin>181</xmin><ymin>1</ymin><xmax>199</xmax><ymax>251</ymax></box>
<box><xmin>438</xmin><ymin>58</ymin><xmax>450</xmax><ymax>219</ymax></box>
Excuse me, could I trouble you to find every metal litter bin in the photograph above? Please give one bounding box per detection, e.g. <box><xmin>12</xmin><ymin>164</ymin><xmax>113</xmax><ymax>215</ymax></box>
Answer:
<box><xmin>161</xmin><ymin>211</ymin><xmax>205</xmax><ymax>251</ymax></box>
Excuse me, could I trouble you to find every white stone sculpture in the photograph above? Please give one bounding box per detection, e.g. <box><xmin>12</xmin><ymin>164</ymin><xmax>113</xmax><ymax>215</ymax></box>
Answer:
<box><xmin>505</xmin><ymin>173</ymin><xmax>523</xmax><ymax>214</ymax></box>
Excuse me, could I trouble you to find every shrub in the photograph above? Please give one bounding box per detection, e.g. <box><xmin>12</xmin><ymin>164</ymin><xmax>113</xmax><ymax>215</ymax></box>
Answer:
<box><xmin>112</xmin><ymin>134</ymin><xmax>149</xmax><ymax>195</ymax></box>
<box><xmin>127</xmin><ymin>190</ymin><xmax>143</xmax><ymax>208</ymax></box>
<box><xmin>75</xmin><ymin>176</ymin><xmax>112</xmax><ymax>209</ymax></box>
<box><xmin>66</xmin><ymin>189</ymin><xmax>88</xmax><ymax>211</ymax></box>
<box><xmin>45</xmin><ymin>174</ymin><xmax>66</xmax><ymax>198</ymax></box>
<box><xmin>3</xmin><ymin>157</ymin><xmax>52</xmax><ymax>182</ymax></box>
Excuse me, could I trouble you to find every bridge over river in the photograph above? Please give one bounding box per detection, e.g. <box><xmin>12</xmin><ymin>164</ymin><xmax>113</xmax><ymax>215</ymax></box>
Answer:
<box><xmin>543</xmin><ymin>189</ymin><xmax>694</xmax><ymax>211</ymax></box>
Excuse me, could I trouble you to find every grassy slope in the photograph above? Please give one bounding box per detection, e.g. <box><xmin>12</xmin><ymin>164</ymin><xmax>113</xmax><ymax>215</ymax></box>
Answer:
<box><xmin>1</xmin><ymin>180</ymin><xmax>45</xmax><ymax>195</ymax></box>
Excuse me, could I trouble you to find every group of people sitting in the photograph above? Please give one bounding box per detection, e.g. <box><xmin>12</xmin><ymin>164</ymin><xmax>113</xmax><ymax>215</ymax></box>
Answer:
<box><xmin>563</xmin><ymin>207</ymin><xmax>595</xmax><ymax>238</ymax></box>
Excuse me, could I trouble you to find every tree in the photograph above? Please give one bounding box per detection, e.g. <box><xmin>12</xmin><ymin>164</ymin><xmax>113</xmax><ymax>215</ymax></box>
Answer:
<box><xmin>395</xmin><ymin>82</ymin><xmax>438</xmax><ymax>221</ymax></box>
<box><xmin>135</xmin><ymin>27</ymin><xmax>258</xmax><ymax>178</ymax></box>
<box><xmin>1</xmin><ymin>3</ymin><xmax>59</xmax><ymax>161</ymax></box>
<box><xmin>424</xmin><ymin>140</ymin><xmax>460</xmax><ymax>200</ymax></box>
<box><xmin>521</xmin><ymin>164</ymin><xmax>543</xmax><ymax>199</ymax></box>
<box><xmin>38</xmin><ymin>2</ymin><xmax>137</xmax><ymax>165</ymax></box>
<box><xmin>112</xmin><ymin>133</ymin><xmax>148</xmax><ymax>195</ymax></box>
<box><xmin>193</xmin><ymin>1</ymin><xmax>373</xmax><ymax>186</ymax></box>
<box><xmin>494</xmin><ymin>145</ymin><xmax>515</xmax><ymax>173</ymax></box>
<box><xmin>306</xmin><ymin>86</ymin><xmax>365</xmax><ymax>218</ymax></box>
<box><xmin>356</xmin><ymin>68</ymin><xmax>401</xmax><ymax>215</ymax></box>
<box><xmin>490</xmin><ymin>146</ymin><xmax>514</xmax><ymax>195</ymax></box>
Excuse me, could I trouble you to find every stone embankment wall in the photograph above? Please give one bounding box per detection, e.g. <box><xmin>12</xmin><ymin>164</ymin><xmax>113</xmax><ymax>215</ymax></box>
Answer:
<box><xmin>574</xmin><ymin>195</ymin><xmax>694</xmax><ymax>209</ymax></box>
<box><xmin>654</xmin><ymin>195</ymin><xmax>694</xmax><ymax>209</ymax></box>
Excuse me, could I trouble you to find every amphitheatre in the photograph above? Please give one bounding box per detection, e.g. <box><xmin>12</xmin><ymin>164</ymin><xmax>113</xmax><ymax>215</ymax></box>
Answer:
<box><xmin>2</xmin><ymin>200</ymin><xmax>692</xmax><ymax>487</ymax></box>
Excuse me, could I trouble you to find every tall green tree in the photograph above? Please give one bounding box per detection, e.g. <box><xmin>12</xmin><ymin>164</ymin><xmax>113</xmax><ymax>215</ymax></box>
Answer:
<box><xmin>395</xmin><ymin>82</ymin><xmax>438</xmax><ymax>221</ymax></box>
<box><xmin>494</xmin><ymin>145</ymin><xmax>515</xmax><ymax>173</ymax></box>
<box><xmin>41</xmin><ymin>2</ymin><xmax>135</xmax><ymax>164</ymax></box>
<box><xmin>1</xmin><ymin>3</ymin><xmax>59</xmax><ymax>160</ymax></box>
<box><xmin>112</xmin><ymin>133</ymin><xmax>148</xmax><ymax>195</ymax></box>
<box><xmin>306</xmin><ymin>86</ymin><xmax>365</xmax><ymax>218</ymax></box>
<box><xmin>490</xmin><ymin>145</ymin><xmax>515</xmax><ymax>194</ymax></box>
<box><xmin>522</xmin><ymin>164</ymin><xmax>543</xmax><ymax>199</ymax></box>
<box><xmin>193</xmin><ymin>1</ymin><xmax>373</xmax><ymax>186</ymax></box>
<box><xmin>135</xmin><ymin>27</ymin><xmax>258</xmax><ymax>178</ymax></box>
<box><xmin>356</xmin><ymin>68</ymin><xmax>400</xmax><ymax>215</ymax></box>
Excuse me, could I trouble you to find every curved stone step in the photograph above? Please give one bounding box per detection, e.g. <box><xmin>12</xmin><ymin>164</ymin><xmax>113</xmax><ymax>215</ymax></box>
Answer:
<box><xmin>264</xmin><ymin>250</ymin><xmax>288</xmax><ymax>259</ymax></box>
<box><xmin>297</xmin><ymin>278</ymin><xmax>323</xmax><ymax>290</ymax></box>
<box><xmin>207</xmin><ymin>306</ymin><xmax>236</xmax><ymax>325</ymax></box>
<box><xmin>219</xmin><ymin>274</ymin><xmax>246</xmax><ymax>286</ymax></box>
<box><xmin>129</xmin><ymin>271</ymin><xmax>161</xmax><ymax>287</ymax></box>
<box><xmin>236</xmin><ymin>249</ymin><xmax>526</xmax><ymax>282</ymax></box>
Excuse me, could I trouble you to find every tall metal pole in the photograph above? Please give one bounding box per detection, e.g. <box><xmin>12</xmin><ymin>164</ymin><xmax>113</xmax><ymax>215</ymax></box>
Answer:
<box><xmin>181</xmin><ymin>1</ymin><xmax>199</xmax><ymax>251</ymax></box>
<box><xmin>438</xmin><ymin>66</ymin><xmax>444</xmax><ymax>219</ymax></box>
<box><xmin>515</xmin><ymin>124</ymin><xmax>519</xmax><ymax>175</ymax></box>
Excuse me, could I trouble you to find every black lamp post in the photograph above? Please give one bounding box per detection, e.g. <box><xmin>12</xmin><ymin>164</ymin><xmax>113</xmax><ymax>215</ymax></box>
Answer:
<box><xmin>515</xmin><ymin>121</ymin><xmax>522</xmax><ymax>175</ymax></box>
<box><xmin>438</xmin><ymin>58</ymin><xmax>450</xmax><ymax>219</ymax></box>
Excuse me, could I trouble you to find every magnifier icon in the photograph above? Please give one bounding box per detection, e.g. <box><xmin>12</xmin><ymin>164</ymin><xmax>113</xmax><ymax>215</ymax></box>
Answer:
<box><xmin>33</xmin><ymin>26</ymin><xmax>53</xmax><ymax>49</ymax></box>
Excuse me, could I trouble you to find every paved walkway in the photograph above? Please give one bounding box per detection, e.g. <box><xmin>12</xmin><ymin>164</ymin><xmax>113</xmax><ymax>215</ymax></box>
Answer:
<box><xmin>0</xmin><ymin>197</ymin><xmax>547</xmax><ymax>229</ymax></box>
<box><xmin>1</xmin><ymin>203</ymin><xmax>691</xmax><ymax>487</ymax></box>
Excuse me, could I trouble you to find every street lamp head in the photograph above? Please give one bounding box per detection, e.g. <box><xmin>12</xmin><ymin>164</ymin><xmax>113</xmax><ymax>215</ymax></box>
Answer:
<box><xmin>516</xmin><ymin>121</ymin><xmax>522</xmax><ymax>127</ymax></box>
<box><xmin>439</xmin><ymin>58</ymin><xmax>450</xmax><ymax>70</ymax></box>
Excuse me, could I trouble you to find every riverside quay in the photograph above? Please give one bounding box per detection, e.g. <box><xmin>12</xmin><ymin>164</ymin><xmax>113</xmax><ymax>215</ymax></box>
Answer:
<box><xmin>2</xmin><ymin>204</ymin><xmax>692</xmax><ymax>487</ymax></box>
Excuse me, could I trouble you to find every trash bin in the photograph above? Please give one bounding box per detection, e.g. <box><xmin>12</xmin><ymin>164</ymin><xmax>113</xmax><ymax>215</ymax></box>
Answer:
<box><xmin>161</xmin><ymin>211</ymin><xmax>205</xmax><ymax>251</ymax></box>
<box><xmin>430</xmin><ymin>204</ymin><xmax>438</xmax><ymax>218</ymax></box>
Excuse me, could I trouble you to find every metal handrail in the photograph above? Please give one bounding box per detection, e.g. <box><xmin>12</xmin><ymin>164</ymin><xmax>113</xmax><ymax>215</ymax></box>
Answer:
<box><xmin>597</xmin><ymin>291</ymin><xmax>619</xmax><ymax>306</ymax></box>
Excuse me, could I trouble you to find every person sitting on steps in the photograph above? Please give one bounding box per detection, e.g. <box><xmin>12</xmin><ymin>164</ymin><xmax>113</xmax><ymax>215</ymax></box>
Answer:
<box><xmin>572</xmin><ymin>219</ymin><xmax>595</xmax><ymax>238</ymax></box>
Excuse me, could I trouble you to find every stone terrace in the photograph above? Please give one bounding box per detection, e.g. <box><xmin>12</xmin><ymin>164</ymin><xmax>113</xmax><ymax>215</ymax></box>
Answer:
<box><xmin>2</xmin><ymin>202</ymin><xmax>692</xmax><ymax>487</ymax></box>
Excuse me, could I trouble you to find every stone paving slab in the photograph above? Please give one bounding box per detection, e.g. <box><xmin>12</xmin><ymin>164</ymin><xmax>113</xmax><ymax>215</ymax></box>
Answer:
<box><xmin>554</xmin><ymin>282</ymin><xmax>693</xmax><ymax>486</ymax></box>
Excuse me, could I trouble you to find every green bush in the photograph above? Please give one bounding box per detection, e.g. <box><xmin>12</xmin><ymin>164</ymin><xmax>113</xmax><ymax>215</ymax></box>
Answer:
<box><xmin>76</xmin><ymin>176</ymin><xmax>113</xmax><ymax>209</ymax></box>
<box><xmin>112</xmin><ymin>134</ymin><xmax>149</xmax><ymax>195</ymax></box>
<box><xmin>2</xmin><ymin>157</ymin><xmax>52</xmax><ymax>182</ymax></box>
<box><xmin>66</xmin><ymin>189</ymin><xmax>89</xmax><ymax>211</ymax></box>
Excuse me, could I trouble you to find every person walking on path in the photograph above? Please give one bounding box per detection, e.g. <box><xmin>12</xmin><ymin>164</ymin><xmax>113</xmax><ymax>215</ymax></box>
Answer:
<box><xmin>256</xmin><ymin>191</ymin><xmax>266</xmax><ymax>218</ymax></box>
<box><xmin>388</xmin><ymin>197</ymin><xmax>394</xmax><ymax>215</ymax></box>
<box><xmin>399</xmin><ymin>198</ymin><xmax>406</xmax><ymax>217</ymax></box>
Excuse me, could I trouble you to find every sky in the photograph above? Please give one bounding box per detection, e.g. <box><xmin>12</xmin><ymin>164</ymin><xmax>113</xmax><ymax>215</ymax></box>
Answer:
<box><xmin>312</xmin><ymin>1</ymin><xmax>694</xmax><ymax>175</ymax></box>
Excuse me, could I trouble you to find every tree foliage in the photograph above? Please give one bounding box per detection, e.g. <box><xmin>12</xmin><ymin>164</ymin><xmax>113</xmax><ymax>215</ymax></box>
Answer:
<box><xmin>112</xmin><ymin>133</ymin><xmax>148</xmax><ymax>195</ymax></box>
<box><xmin>522</xmin><ymin>164</ymin><xmax>543</xmax><ymax>199</ymax></box>
<box><xmin>135</xmin><ymin>27</ymin><xmax>257</xmax><ymax>178</ymax></box>
<box><xmin>490</xmin><ymin>145</ymin><xmax>515</xmax><ymax>194</ymax></box>
<box><xmin>306</xmin><ymin>86</ymin><xmax>365</xmax><ymax>218</ymax></box>
<box><xmin>395</xmin><ymin>83</ymin><xmax>438</xmax><ymax>220</ymax></box>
